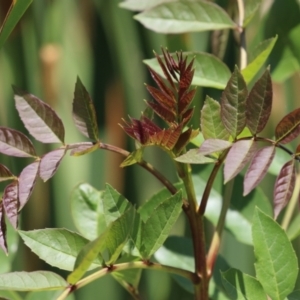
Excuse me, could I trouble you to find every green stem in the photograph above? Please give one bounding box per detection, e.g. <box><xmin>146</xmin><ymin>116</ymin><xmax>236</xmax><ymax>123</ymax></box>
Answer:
<box><xmin>176</xmin><ymin>161</ymin><xmax>208</xmax><ymax>299</ymax></box>
<box><xmin>281</xmin><ymin>173</ymin><xmax>300</xmax><ymax>230</ymax></box>
<box><xmin>206</xmin><ymin>178</ymin><xmax>234</xmax><ymax>277</ymax></box>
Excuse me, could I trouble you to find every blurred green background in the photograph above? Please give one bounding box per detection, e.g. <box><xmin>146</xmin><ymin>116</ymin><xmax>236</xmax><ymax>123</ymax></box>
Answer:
<box><xmin>0</xmin><ymin>0</ymin><xmax>300</xmax><ymax>299</ymax></box>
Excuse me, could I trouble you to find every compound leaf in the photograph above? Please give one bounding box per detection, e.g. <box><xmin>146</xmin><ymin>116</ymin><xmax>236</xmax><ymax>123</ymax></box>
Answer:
<box><xmin>0</xmin><ymin>164</ymin><xmax>14</xmax><ymax>182</ymax></box>
<box><xmin>201</xmin><ymin>96</ymin><xmax>230</xmax><ymax>140</ymax></box>
<box><xmin>275</xmin><ymin>108</ymin><xmax>300</xmax><ymax>144</ymax></box>
<box><xmin>3</xmin><ymin>181</ymin><xmax>18</xmax><ymax>229</ymax></box>
<box><xmin>73</xmin><ymin>77</ymin><xmax>99</xmax><ymax>141</ymax></box>
<box><xmin>246</xmin><ymin>69</ymin><xmax>273</xmax><ymax>135</ymax></box>
<box><xmin>134</xmin><ymin>1</ymin><xmax>236</xmax><ymax>34</ymax></box>
<box><xmin>175</xmin><ymin>149</ymin><xmax>216</xmax><ymax>164</ymax></box>
<box><xmin>13</xmin><ymin>87</ymin><xmax>65</xmax><ymax>144</ymax></box>
<box><xmin>221</xmin><ymin>66</ymin><xmax>248</xmax><ymax>138</ymax></box>
<box><xmin>199</xmin><ymin>139</ymin><xmax>232</xmax><ymax>155</ymax></box>
<box><xmin>224</xmin><ymin>140</ymin><xmax>258</xmax><ymax>183</ymax></box>
<box><xmin>244</xmin><ymin>146</ymin><xmax>275</xmax><ymax>196</ymax></box>
<box><xmin>273</xmin><ymin>159</ymin><xmax>296</xmax><ymax>219</ymax></box>
<box><xmin>0</xmin><ymin>127</ymin><xmax>36</xmax><ymax>158</ymax></box>
<box><xmin>0</xmin><ymin>203</ymin><xmax>7</xmax><ymax>254</ymax></box>
<box><xmin>18</xmin><ymin>161</ymin><xmax>39</xmax><ymax>210</ymax></box>
<box><xmin>18</xmin><ymin>229</ymin><xmax>102</xmax><ymax>271</ymax></box>
<box><xmin>252</xmin><ymin>208</ymin><xmax>298</xmax><ymax>300</ymax></box>
<box><xmin>39</xmin><ymin>148</ymin><xmax>66</xmax><ymax>182</ymax></box>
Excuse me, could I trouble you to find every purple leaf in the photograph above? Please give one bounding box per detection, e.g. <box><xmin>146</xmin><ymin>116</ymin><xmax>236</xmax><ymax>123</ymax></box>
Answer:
<box><xmin>13</xmin><ymin>87</ymin><xmax>65</xmax><ymax>144</ymax></box>
<box><xmin>246</xmin><ymin>69</ymin><xmax>272</xmax><ymax>135</ymax></box>
<box><xmin>0</xmin><ymin>203</ymin><xmax>7</xmax><ymax>254</ymax></box>
<box><xmin>224</xmin><ymin>139</ymin><xmax>258</xmax><ymax>183</ymax></box>
<box><xmin>18</xmin><ymin>161</ymin><xmax>40</xmax><ymax>210</ymax></box>
<box><xmin>0</xmin><ymin>127</ymin><xmax>36</xmax><ymax>157</ymax></box>
<box><xmin>72</xmin><ymin>77</ymin><xmax>99</xmax><ymax>141</ymax></box>
<box><xmin>0</xmin><ymin>164</ymin><xmax>14</xmax><ymax>182</ymax></box>
<box><xmin>199</xmin><ymin>139</ymin><xmax>232</xmax><ymax>155</ymax></box>
<box><xmin>3</xmin><ymin>181</ymin><xmax>19</xmax><ymax>229</ymax></box>
<box><xmin>275</xmin><ymin>108</ymin><xmax>300</xmax><ymax>144</ymax></box>
<box><xmin>39</xmin><ymin>148</ymin><xmax>66</xmax><ymax>182</ymax></box>
<box><xmin>201</xmin><ymin>96</ymin><xmax>230</xmax><ymax>140</ymax></box>
<box><xmin>273</xmin><ymin>159</ymin><xmax>296</xmax><ymax>219</ymax></box>
<box><xmin>221</xmin><ymin>66</ymin><xmax>248</xmax><ymax>138</ymax></box>
<box><xmin>243</xmin><ymin>146</ymin><xmax>275</xmax><ymax>196</ymax></box>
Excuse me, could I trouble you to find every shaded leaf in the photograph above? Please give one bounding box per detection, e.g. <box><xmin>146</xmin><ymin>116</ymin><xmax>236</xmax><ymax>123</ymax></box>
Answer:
<box><xmin>275</xmin><ymin>108</ymin><xmax>300</xmax><ymax>144</ymax></box>
<box><xmin>69</xmin><ymin>143</ymin><xmax>98</xmax><ymax>156</ymax></box>
<box><xmin>0</xmin><ymin>0</ymin><xmax>32</xmax><ymax>49</ymax></box>
<box><xmin>199</xmin><ymin>139</ymin><xmax>232</xmax><ymax>156</ymax></box>
<box><xmin>286</xmin><ymin>214</ymin><xmax>300</xmax><ymax>241</ymax></box>
<box><xmin>242</xmin><ymin>36</ymin><xmax>277</xmax><ymax>84</ymax></box>
<box><xmin>221</xmin><ymin>268</ymin><xmax>266</xmax><ymax>300</ymax></box>
<box><xmin>134</xmin><ymin>1</ymin><xmax>236</xmax><ymax>34</ymax></box>
<box><xmin>0</xmin><ymin>127</ymin><xmax>36</xmax><ymax>158</ymax></box>
<box><xmin>0</xmin><ymin>164</ymin><xmax>14</xmax><ymax>182</ymax></box>
<box><xmin>13</xmin><ymin>87</ymin><xmax>65</xmax><ymax>144</ymax></box>
<box><xmin>144</xmin><ymin>52</ymin><xmax>231</xmax><ymax>89</ymax></box>
<box><xmin>246</xmin><ymin>69</ymin><xmax>273</xmax><ymax>135</ymax></box>
<box><xmin>244</xmin><ymin>146</ymin><xmax>275</xmax><ymax>196</ymax></box>
<box><xmin>252</xmin><ymin>208</ymin><xmax>298</xmax><ymax>300</ymax></box>
<box><xmin>3</xmin><ymin>181</ymin><xmax>18</xmax><ymax>229</ymax></box>
<box><xmin>39</xmin><ymin>148</ymin><xmax>66</xmax><ymax>182</ymax></box>
<box><xmin>175</xmin><ymin>149</ymin><xmax>216</xmax><ymax>164</ymax></box>
<box><xmin>70</xmin><ymin>183</ymin><xmax>102</xmax><ymax>241</ymax></box>
<box><xmin>273</xmin><ymin>159</ymin><xmax>296</xmax><ymax>219</ymax></box>
<box><xmin>0</xmin><ymin>203</ymin><xmax>7</xmax><ymax>254</ymax></box>
<box><xmin>18</xmin><ymin>161</ymin><xmax>40</xmax><ymax>210</ymax></box>
<box><xmin>0</xmin><ymin>271</ymin><xmax>68</xmax><ymax>291</ymax></box>
<box><xmin>19</xmin><ymin>229</ymin><xmax>102</xmax><ymax>271</ymax></box>
<box><xmin>224</xmin><ymin>140</ymin><xmax>258</xmax><ymax>184</ymax></box>
<box><xmin>138</xmin><ymin>191</ymin><xmax>182</xmax><ymax>259</ymax></box>
<box><xmin>72</xmin><ymin>77</ymin><xmax>99</xmax><ymax>141</ymax></box>
<box><xmin>68</xmin><ymin>208</ymin><xmax>134</xmax><ymax>284</ymax></box>
<box><xmin>201</xmin><ymin>96</ymin><xmax>230</xmax><ymax>140</ymax></box>
<box><xmin>287</xmin><ymin>290</ymin><xmax>300</xmax><ymax>300</ymax></box>
<box><xmin>221</xmin><ymin>66</ymin><xmax>248</xmax><ymax>138</ymax></box>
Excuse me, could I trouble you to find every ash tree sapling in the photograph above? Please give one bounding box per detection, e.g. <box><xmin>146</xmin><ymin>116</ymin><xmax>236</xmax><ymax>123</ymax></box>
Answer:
<box><xmin>0</xmin><ymin>0</ymin><xmax>300</xmax><ymax>300</ymax></box>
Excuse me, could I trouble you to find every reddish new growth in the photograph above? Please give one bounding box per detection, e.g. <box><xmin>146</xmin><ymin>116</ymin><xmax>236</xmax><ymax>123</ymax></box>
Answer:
<box><xmin>121</xmin><ymin>49</ymin><xmax>197</xmax><ymax>153</ymax></box>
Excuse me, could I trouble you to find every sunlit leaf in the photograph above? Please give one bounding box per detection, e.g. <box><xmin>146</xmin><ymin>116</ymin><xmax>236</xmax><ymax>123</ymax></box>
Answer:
<box><xmin>0</xmin><ymin>127</ymin><xmax>36</xmax><ymax>158</ymax></box>
<box><xmin>138</xmin><ymin>191</ymin><xmax>182</xmax><ymax>259</ymax></box>
<box><xmin>69</xmin><ymin>143</ymin><xmax>98</xmax><ymax>156</ymax></box>
<box><xmin>246</xmin><ymin>69</ymin><xmax>272</xmax><ymax>135</ymax></box>
<box><xmin>0</xmin><ymin>203</ymin><xmax>7</xmax><ymax>254</ymax></box>
<box><xmin>0</xmin><ymin>164</ymin><xmax>14</xmax><ymax>182</ymax></box>
<box><xmin>201</xmin><ymin>96</ymin><xmax>230</xmax><ymax>140</ymax></box>
<box><xmin>68</xmin><ymin>208</ymin><xmax>134</xmax><ymax>284</ymax></box>
<box><xmin>252</xmin><ymin>208</ymin><xmax>298</xmax><ymax>300</ymax></box>
<box><xmin>175</xmin><ymin>149</ymin><xmax>216</xmax><ymax>164</ymax></box>
<box><xmin>144</xmin><ymin>52</ymin><xmax>231</xmax><ymax>89</ymax></box>
<box><xmin>3</xmin><ymin>181</ymin><xmax>18</xmax><ymax>229</ymax></box>
<box><xmin>119</xmin><ymin>0</ymin><xmax>166</xmax><ymax>11</ymax></box>
<box><xmin>39</xmin><ymin>148</ymin><xmax>66</xmax><ymax>182</ymax></box>
<box><xmin>275</xmin><ymin>108</ymin><xmax>300</xmax><ymax>144</ymax></box>
<box><xmin>221</xmin><ymin>268</ymin><xmax>266</xmax><ymax>300</ymax></box>
<box><xmin>72</xmin><ymin>77</ymin><xmax>99</xmax><ymax>141</ymax></box>
<box><xmin>70</xmin><ymin>183</ymin><xmax>102</xmax><ymax>241</ymax></box>
<box><xmin>13</xmin><ymin>87</ymin><xmax>65</xmax><ymax>144</ymax></box>
<box><xmin>25</xmin><ymin>290</ymin><xmax>75</xmax><ymax>300</ymax></box>
<box><xmin>244</xmin><ymin>146</ymin><xmax>275</xmax><ymax>196</ymax></box>
<box><xmin>0</xmin><ymin>271</ymin><xmax>68</xmax><ymax>291</ymax></box>
<box><xmin>244</xmin><ymin>0</ymin><xmax>262</xmax><ymax>26</ymax></box>
<box><xmin>221</xmin><ymin>66</ymin><xmax>248</xmax><ymax>138</ymax></box>
<box><xmin>224</xmin><ymin>139</ymin><xmax>258</xmax><ymax>183</ymax></box>
<box><xmin>242</xmin><ymin>36</ymin><xmax>277</xmax><ymax>84</ymax></box>
<box><xmin>199</xmin><ymin>139</ymin><xmax>232</xmax><ymax>156</ymax></box>
<box><xmin>18</xmin><ymin>229</ymin><xmax>102</xmax><ymax>271</ymax></box>
<box><xmin>134</xmin><ymin>1</ymin><xmax>236</xmax><ymax>34</ymax></box>
<box><xmin>0</xmin><ymin>0</ymin><xmax>32</xmax><ymax>49</ymax></box>
<box><xmin>273</xmin><ymin>159</ymin><xmax>296</xmax><ymax>219</ymax></box>
<box><xmin>18</xmin><ymin>161</ymin><xmax>39</xmax><ymax>210</ymax></box>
